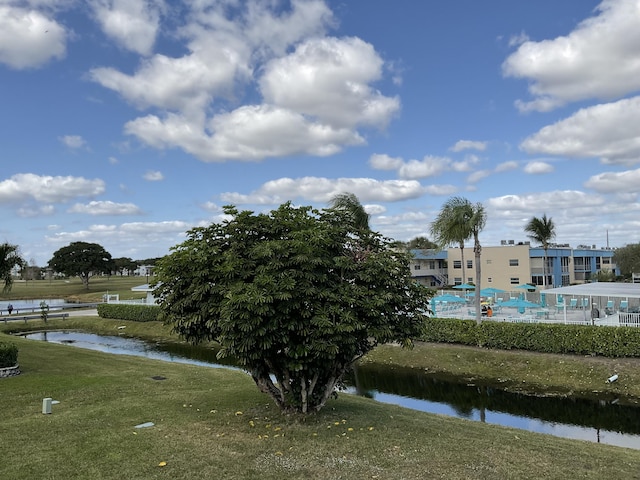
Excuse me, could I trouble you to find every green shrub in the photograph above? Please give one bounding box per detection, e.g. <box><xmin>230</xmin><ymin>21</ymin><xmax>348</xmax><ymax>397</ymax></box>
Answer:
<box><xmin>422</xmin><ymin>318</ymin><xmax>640</xmax><ymax>358</ymax></box>
<box><xmin>97</xmin><ymin>304</ymin><xmax>160</xmax><ymax>322</ymax></box>
<box><xmin>0</xmin><ymin>342</ymin><xmax>18</xmax><ymax>368</ymax></box>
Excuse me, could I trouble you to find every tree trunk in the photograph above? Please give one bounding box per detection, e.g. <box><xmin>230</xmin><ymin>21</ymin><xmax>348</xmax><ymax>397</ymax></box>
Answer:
<box><xmin>474</xmin><ymin>235</ymin><xmax>482</xmax><ymax>325</ymax></box>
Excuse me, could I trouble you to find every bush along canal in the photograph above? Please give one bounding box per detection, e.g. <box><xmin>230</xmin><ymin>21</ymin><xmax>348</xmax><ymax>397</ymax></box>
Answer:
<box><xmin>20</xmin><ymin>330</ymin><xmax>640</xmax><ymax>450</ymax></box>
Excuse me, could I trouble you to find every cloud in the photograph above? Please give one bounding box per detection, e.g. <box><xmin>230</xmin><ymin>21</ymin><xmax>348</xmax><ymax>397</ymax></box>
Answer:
<box><xmin>488</xmin><ymin>190</ymin><xmax>605</xmax><ymax>213</ymax></box>
<box><xmin>397</xmin><ymin>156</ymin><xmax>452</xmax><ymax>179</ymax></box>
<box><xmin>368</xmin><ymin>153</ymin><xmax>404</xmax><ymax>170</ymax></box>
<box><xmin>90</xmin><ymin>0</ymin><xmax>163</xmax><ymax>56</ymax></box>
<box><xmin>584</xmin><ymin>167</ymin><xmax>640</xmax><ymax>193</ymax></box>
<box><xmin>126</xmin><ymin>107</ymin><xmax>365</xmax><ymax>161</ymax></box>
<box><xmin>520</xmin><ymin>96</ymin><xmax>640</xmax><ymax>165</ymax></box>
<box><xmin>59</xmin><ymin>135</ymin><xmax>87</xmax><ymax>149</ymax></box>
<box><xmin>449</xmin><ymin>140</ymin><xmax>487</xmax><ymax>152</ymax></box>
<box><xmin>45</xmin><ymin>220</ymin><xmax>194</xmax><ymax>259</ymax></box>
<box><xmin>423</xmin><ymin>184</ymin><xmax>459</xmax><ymax>196</ymax></box>
<box><xmin>260</xmin><ymin>36</ymin><xmax>399</xmax><ymax>129</ymax></box>
<box><xmin>18</xmin><ymin>205</ymin><xmax>55</xmax><ymax>218</ymax></box>
<box><xmin>495</xmin><ymin>161</ymin><xmax>519</xmax><ymax>172</ymax></box>
<box><xmin>91</xmin><ymin>2</ymin><xmax>397</xmax><ymax>162</ymax></box>
<box><xmin>219</xmin><ymin>176</ymin><xmax>425</xmax><ymax>204</ymax></box>
<box><xmin>466</xmin><ymin>170</ymin><xmax>491</xmax><ymax>184</ymax></box>
<box><xmin>0</xmin><ymin>174</ymin><xmax>105</xmax><ymax>204</ymax></box>
<box><xmin>503</xmin><ymin>0</ymin><xmax>640</xmax><ymax>112</ymax></box>
<box><xmin>68</xmin><ymin>200</ymin><xmax>144</xmax><ymax>215</ymax></box>
<box><xmin>507</xmin><ymin>31</ymin><xmax>530</xmax><ymax>47</ymax></box>
<box><xmin>0</xmin><ymin>6</ymin><xmax>66</xmax><ymax>69</ymax></box>
<box><xmin>523</xmin><ymin>161</ymin><xmax>554</xmax><ymax>174</ymax></box>
<box><xmin>143</xmin><ymin>170</ymin><xmax>164</xmax><ymax>181</ymax></box>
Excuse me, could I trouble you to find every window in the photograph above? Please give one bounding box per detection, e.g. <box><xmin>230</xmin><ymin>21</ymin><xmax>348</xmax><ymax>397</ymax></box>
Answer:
<box><xmin>486</xmin><ymin>259</ymin><xmax>492</xmax><ymax>265</ymax></box>
<box><xmin>487</xmin><ymin>277</ymin><xmax>492</xmax><ymax>283</ymax></box>
<box><xmin>467</xmin><ymin>260</ymin><xmax>473</xmax><ymax>269</ymax></box>
<box><xmin>413</xmin><ymin>265</ymin><xmax>421</xmax><ymax>270</ymax></box>
<box><xmin>454</xmin><ymin>277</ymin><xmax>462</xmax><ymax>285</ymax></box>
<box><xmin>428</xmin><ymin>261</ymin><xmax>435</xmax><ymax>269</ymax></box>
<box><xmin>509</xmin><ymin>259</ymin><xmax>519</xmax><ymax>267</ymax></box>
<box><xmin>510</xmin><ymin>277</ymin><xmax>520</xmax><ymax>285</ymax></box>
<box><xmin>453</xmin><ymin>260</ymin><xmax>462</xmax><ymax>269</ymax></box>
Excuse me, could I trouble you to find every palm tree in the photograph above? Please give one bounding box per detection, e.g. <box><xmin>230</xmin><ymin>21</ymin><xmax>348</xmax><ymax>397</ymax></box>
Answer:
<box><xmin>329</xmin><ymin>192</ymin><xmax>370</xmax><ymax>230</ymax></box>
<box><xmin>0</xmin><ymin>243</ymin><xmax>25</xmax><ymax>293</ymax></box>
<box><xmin>524</xmin><ymin>214</ymin><xmax>556</xmax><ymax>288</ymax></box>
<box><xmin>430</xmin><ymin>197</ymin><xmax>486</xmax><ymax>324</ymax></box>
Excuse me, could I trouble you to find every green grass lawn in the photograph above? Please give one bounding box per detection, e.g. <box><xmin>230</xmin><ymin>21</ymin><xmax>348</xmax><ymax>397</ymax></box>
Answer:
<box><xmin>3</xmin><ymin>318</ymin><xmax>640</xmax><ymax>479</ymax></box>
<box><xmin>0</xmin><ymin>277</ymin><xmax>148</xmax><ymax>303</ymax></box>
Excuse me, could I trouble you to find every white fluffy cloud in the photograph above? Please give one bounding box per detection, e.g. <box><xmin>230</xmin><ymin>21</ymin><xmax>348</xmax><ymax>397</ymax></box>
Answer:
<box><xmin>90</xmin><ymin>0</ymin><xmax>163</xmax><ymax>55</ymax></box>
<box><xmin>523</xmin><ymin>161</ymin><xmax>554</xmax><ymax>174</ymax></box>
<box><xmin>520</xmin><ymin>96</ymin><xmax>640</xmax><ymax>165</ymax></box>
<box><xmin>90</xmin><ymin>2</ymin><xmax>396</xmax><ymax>162</ymax></box>
<box><xmin>68</xmin><ymin>200</ymin><xmax>143</xmax><ymax>215</ymax></box>
<box><xmin>260</xmin><ymin>36</ymin><xmax>399</xmax><ymax>129</ymax></box>
<box><xmin>449</xmin><ymin>140</ymin><xmax>487</xmax><ymax>152</ymax></box>
<box><xmin>0</xmin><ymin>5</ymin><xmax>66</xmax><ymax>69</ymax></box>
<box><xmin>584</xmin><ymin>168</ymin><xmax>640</xmax><ymax>193</ymax></box>
<box><xmin>219</xmin><ymin>177</ymin><xmax>424</xmax><ymax>204</ymax></box>
<box><xmin>59</xmin><ymin>135</ymin><xmax>87</xmax><ymax>149</ymax></box>
<box><xmin>143</xmin><ymin>170</ymin><xmax>163</xmax><ymax>181</ymax></box>
<box><xmin>0</xmin><ymin>173</ymin><xmax>105</xmax><ymax>203</ymax></box>
<box><xmin>503</xmin><ymin>0</ymin><xmax>640</xmax><ymax>112</ymax></box>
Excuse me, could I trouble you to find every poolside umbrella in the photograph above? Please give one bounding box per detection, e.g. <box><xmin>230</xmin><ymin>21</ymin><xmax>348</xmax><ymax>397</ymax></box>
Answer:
<box><xmin>432</xmin><ymin>294</ymin><xmax>466</xmax><ymax>303</ymax></box>
<box><xmin>500</xmin><ymin>297</ymin><xmax>540</xmax><ymax>314</ymax></box>
<box><xmin>514</xmin><ymin>284</ymin><xmax>536</xmax><ymax>301</ymax></box>
<box><xmin>480</xmin><ymin>287</ymin><xmax>506</xmax><ymax>303</ymax></box>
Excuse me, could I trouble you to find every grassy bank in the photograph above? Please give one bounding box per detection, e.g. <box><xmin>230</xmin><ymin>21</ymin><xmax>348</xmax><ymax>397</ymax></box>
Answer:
<box><xmin>3</xmin><ymin>325</ymin><xmax>640</xmax><ymax>479</ymax></box>
<box><xmin>0</xmin><ymin>277</ymin><xmax>147</xmax><ymax>303</ymax></box>
<box><xmin>4</xmin><ymin>317</ymin><xmax>640</xmax><ymax>404</ymax></box>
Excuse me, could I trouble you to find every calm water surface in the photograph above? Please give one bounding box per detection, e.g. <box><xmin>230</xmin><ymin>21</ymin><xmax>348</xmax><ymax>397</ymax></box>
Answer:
<box><xmin>21</xmin><ymin>330</ymin><xmax>640</xmax><ymax>450</ymax></box>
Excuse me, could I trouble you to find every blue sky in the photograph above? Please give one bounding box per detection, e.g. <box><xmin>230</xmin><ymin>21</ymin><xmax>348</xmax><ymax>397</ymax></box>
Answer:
<box><xmin>2</xmin><ymin>0</ymin><xmax>640</xmax><ymax>265</ymax></box>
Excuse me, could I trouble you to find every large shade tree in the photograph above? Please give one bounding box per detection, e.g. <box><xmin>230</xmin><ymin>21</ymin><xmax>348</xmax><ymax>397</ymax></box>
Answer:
<box><xmin>48</xmin><ymin>242</ymin><xmax>114</xmax><ymax>289</ymax></box>
<box><xmin>0</xmin><ymin>243</ymin><xmax>25</xmax><ymax>293</ymax></box>
<box><xmin>431</xmin><ymin>197</ymin><xmax>486</xmax><ymax>324</ymax></box>
<box><xmin>154</xmin><ymin>202</ymin><xmax>430</xmax><ymax>413</ymax></box>
<box><xmin>613</xmin><ymin>243</ymin><xmax>640</xmax><ymax>279</ymax></box>
<box><xmin>524</xmin><ymin>214</ymin><xmax>556</xmax><ymax>288</ymax></box>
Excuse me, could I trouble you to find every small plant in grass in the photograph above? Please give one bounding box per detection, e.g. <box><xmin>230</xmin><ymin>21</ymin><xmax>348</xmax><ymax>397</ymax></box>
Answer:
<box><xmin>40</xmin><ymin>301</ymin><xmax>49</xmax><ymax>323</ymax></box>
<box><xmin>0</xmin><ymin>341</ymin><xmax>18</xmax><ymax>367</ymax></box>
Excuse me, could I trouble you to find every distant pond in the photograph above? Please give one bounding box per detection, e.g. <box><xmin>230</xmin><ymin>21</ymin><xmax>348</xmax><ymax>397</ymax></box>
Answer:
<box><xmin>20</xmin><ymin>330</ymin><xmax>640</xmax><ymax>450</ymax></box>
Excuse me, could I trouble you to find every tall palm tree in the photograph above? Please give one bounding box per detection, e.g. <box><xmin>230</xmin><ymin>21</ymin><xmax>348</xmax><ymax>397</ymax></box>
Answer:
<box><xmin>0</xmin><ymin>243</ymin><xmax>25</xmax><ymax>293</ymax></box>
<box><xmin>524</xmin><ymin>214</ymin><xmax>556</xmax><ymax>288</ymax></box>
<box><xmin>329</xmin><ymin>192</ymin><xmax>370</xmax><ymax>230</ymax></box>
<box><xmin>430</xmin><ymin>197</ymin><xmax>472</xmax><ymax>287</ymax></box>
<box><xmin>469</xmin><ymin>201</ymin><xmax>487</xmax><ymax>324</ymax></box>
<box><xmin>430</xmin><ymin>197</ymin><xmax>486</xmax><ymax>324</ymax></box>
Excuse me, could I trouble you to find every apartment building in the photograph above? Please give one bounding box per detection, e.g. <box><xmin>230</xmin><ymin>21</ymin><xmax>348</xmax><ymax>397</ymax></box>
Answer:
<box><xmin>410</xmin><ymin>242</ymin><xmax>617</xmax><ymax>291</ymax></box>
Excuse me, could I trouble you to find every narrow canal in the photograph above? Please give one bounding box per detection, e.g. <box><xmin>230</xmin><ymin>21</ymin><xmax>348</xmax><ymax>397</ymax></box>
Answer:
<box><xmin>20</xmin><ymin>330</ymin><xmax>640</xmax><ymax>450</ymax></box>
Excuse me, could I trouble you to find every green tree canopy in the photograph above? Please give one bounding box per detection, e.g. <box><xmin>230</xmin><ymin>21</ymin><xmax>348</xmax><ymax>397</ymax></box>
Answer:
<box><xmin>113</xmin><ymin>257</ymin><xmax>138</xmax><ymax>276</ymax></box>
<box><xmin>613</xmin><ymin>243</ymin><xmax>640</xmax><ymax>278</ymax></box>
<box><xmin>0</xmin><ymin>243</ymin><xmax>25</xmax><ymax>293</ymax></box>
<box><xmin>154</xmin><ymin>202</ymin><xmax>430</xmax><ymax>413</ymax></box>
<box><xmin>48</xmin><ymin>242</ymin><xmax>114</xmax><ymax>289</ymax></box>
<box><xmin>406</xmin><ymin>236</ymin><xmax>438</xmax><ymax>250</ymax></box>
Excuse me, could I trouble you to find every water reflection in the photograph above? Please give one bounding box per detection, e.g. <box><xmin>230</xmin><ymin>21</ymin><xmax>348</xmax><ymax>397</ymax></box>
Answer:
<box><xmin>21</xmin><ymin>331</ymin><xmax>640</xmax><ymax>449</ymax></box>
<box><xmin>347</xmin><ymin>363</ymin><xmax>640</xmax><ymax>448</ymax></box>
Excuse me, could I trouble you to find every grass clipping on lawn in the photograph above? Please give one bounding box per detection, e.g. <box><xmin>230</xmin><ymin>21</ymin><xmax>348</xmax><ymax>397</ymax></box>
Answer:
<box><xmin>3</xmin><ymin>329</ymin><xmax>640</xmax><ymax>480</ymax></box>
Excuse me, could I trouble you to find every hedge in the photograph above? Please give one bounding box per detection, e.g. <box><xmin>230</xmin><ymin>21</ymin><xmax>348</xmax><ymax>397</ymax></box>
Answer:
<box><xmin>0</xmin><ymin>342</ymin><xmax>18</xmax><ymax>368</ymax></box>
<box><xmin>97</xmin><ymin>303</ymin><xmax>160</xmax><ymax>322</ymax></box>
<box><xmin>422</xmin><ymin>317</ymin><xmax>640</xmax><ymax>358</ymax></box>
